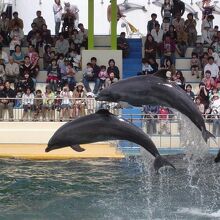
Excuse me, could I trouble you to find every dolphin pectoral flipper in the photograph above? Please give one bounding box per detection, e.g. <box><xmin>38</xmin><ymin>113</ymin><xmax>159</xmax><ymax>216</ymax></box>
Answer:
<box><xmin>202</xmin><ymin>129</ymin><xmax>216</xmax><ymax>143</ymax></box>
<box><xmin>70</xmin><ymin>145</ymin><xmax>85</xmax><ymax>152</ymax></box>
<box><xmin>154</xmin><ymin>155</ymin><xmax>176</xmax><ymax>172</ymax></box>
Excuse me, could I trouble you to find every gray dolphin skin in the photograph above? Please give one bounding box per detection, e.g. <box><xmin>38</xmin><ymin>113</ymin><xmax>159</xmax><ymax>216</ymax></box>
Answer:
<box><xmin>95</xmin><ymin>71</ymin><xmax>215</xmax><ymax>143</ymax></box>
<box><xmin>46</xmin><ymin>109</ymin><xmax>175</xmax><ymax>171</ymax></box>
<box><xmin>214</xmin><ymin>149</ymin><xmax>220</xmax><ymax>163</ymax></box>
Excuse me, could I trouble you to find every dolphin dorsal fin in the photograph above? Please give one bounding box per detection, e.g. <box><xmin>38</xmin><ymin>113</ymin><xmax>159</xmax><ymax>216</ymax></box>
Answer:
<box><xmin>96</xmin><ymin>109</ymin><xmax>111</xmax><ymax>115</ymax></box>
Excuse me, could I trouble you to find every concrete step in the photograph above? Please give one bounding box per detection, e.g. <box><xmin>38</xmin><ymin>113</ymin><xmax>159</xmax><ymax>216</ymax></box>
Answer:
<box><xmin>156</xmin><ymin>58</ymin><xmax>191</xmax><ymax>69</ymax></box>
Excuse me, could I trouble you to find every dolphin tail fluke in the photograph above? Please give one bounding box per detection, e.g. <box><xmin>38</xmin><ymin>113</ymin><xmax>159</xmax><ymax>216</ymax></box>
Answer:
<box><xmin>202</xmin><ymin>129</ymin><xmax>215</xmax><ymax>143</ymax></box>
<box><xmin>154</xmin><ymin>155</ymin><xmax>175</xmax><ymax>172</ymax></box>
<box><xmin>70</xmin><ymin>145</ymin><xmax>85</xmax><ymax>152</ymax></box>
<box><xmin>214</xmin><ymin>149</ymin><xmax>220</xmax><ymax>163</ymax></box>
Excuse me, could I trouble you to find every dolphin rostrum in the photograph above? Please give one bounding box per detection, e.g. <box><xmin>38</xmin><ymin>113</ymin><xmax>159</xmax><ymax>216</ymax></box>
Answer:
<box><xmin>46</xmin><ymin>109</ymin><xmax>175</xmax><ymax>171</ymax></box>
<box><xmin>95</xmin><ymin>72</ymin><xmax>215</xmax><ymax>143</ymax></box>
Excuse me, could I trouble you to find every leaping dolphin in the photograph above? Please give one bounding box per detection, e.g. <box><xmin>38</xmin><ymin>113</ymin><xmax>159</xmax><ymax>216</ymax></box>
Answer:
<box><xmin>95</xmin><ymin>70</ymin><xmax>215</xmax><ymax>143</ymax></box>
<box><xmin>118</xmin><ymin>0</ymin><xmax>147</xmax><ymax>13</ymax></box>
<box><xmin>45</xmin><ymin>109</ymin><xmax>175</xmax><ymax>171</ymax></box>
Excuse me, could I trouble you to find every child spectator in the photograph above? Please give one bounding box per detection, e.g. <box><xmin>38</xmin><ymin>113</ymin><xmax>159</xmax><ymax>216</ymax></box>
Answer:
<box><xmin>161</xmin><ymin>17</ymin><xmax>170</xmax><ymax>34</ymax></box>
<box><xmin>42</xmin><ymin>85</ymin><xmax>55</xmax><ymax>121</ymax></box>
<box><xmin>86</xmin><ymin>92</ymin><xmax>95</xmax><ymax>114</ymax></box>
<box><xmin>138</xmin><ymin>58</ymin><xmax>153</xmax><ymax>75</ymax></box>
<box><xmin>9</xmin><ymin>35</ymin><xmax>21</xmax><ymax>55</ymax></box>
<box><xmin>195</xmin><ymin>96</ymin><xmax>205</xmax><ymax>114</ymax></box>
<box><xmin>158</xmin><ymin>106</ymin><xmax>171</xmax><ymax>135</ymax></box>
<box><xmin>33</xmin><ymin>89</ymin><xmax>43</xmax><ymax>121</ymax></box>
<box><xmin>46</xmin><ymin>58</ymin><xmax>60</xmax><ymax>92</ymax></box>
<box><xmin>190</xmin><ymin>52</ymin><xmax>200</xmax><ymax>78</ymax></box>
<box><xmin>66</xmin><ymin>62</ymin><xmax>76</xmax><ymax>91</ymax></box>
<box><xmin>192</xmin><ymin>41</ymin><xmax>204</xmax><ymax>61</ymax></box>
<box><xmin>20</xmin><ymin>87</ymin><xmax>34</xmax><ymax>121</ymax></box>
<box><xmin>105</xmin><ymin>72</ymin><xmax>118</xmax><ymax>88</ymax></box>
<box><xmin>59</xmin><ymin>86</ymin><xmax>72</xmax><ymax>121</ymax></box>
<box><xmin>14</xmin><ymin>86</ymin><xmax>23</xmax><ymax>108</ymax></box>
<box><xmin>202</xmin><ymin>70</ymin><xmax>215</xmax><ymax>92</ymax></box>
<box><xmin>185</xmin><ymin>84</ymin><xmax>195</xmax><ymax>100</ymax></box>
<box><xmin>98</xmin><ymin>65</ymin><xmax>108</xmax><ymax>90</ymax></box>
<box><xmin>43</xmin><ymin>44</ymin><xmax>52</xmax><ymax>70</ymax></box>
<box><xmin>67</xmin><ymin>49</ymin><xmax>81</xmax><ymax>71</ymax></box>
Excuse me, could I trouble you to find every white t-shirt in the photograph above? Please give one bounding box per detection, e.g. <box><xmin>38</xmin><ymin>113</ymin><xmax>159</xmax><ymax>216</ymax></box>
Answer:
<box><xmin>53</xmin><ymin>3</ymin><xmax>63</xmax><ymax>22</ymax></box>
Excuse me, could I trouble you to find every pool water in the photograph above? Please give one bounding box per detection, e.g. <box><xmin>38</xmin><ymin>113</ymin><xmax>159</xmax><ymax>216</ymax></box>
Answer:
<box><xmin>0</xmin><ymin>154</ymin><xmax>219</xmax><ymax>220</ymax></box>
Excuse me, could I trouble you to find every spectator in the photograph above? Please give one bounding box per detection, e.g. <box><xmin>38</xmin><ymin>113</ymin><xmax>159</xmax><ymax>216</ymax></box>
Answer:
<box><xmin>166</xmin><ymin>24</ymin><xmax>178</xmax><ymax>42</ymax></box>
<box><xmin>0</xmin><ymin>45</ymin><xmax>9</xmax><ymax>64</ymax></box>
<box><xmin>0</xmin><ymin>82</ymin><xmax>6</xmax><ymax>120</ymax></box>
<box><xmin>33</xmin><ymin>10</ymin><xmax>46</xmax><ymax>31</ymax></box>
<box><xmin>138</xmin><ymin>58</ymin><xmax>153</xmax><ymax>75</ymax></box>
<box><xmin>190</xmin><ymin>52</ymin><xmax>200</xmax><ymax>78</ymax></box>
<box><xmin>20</xmin><ymin>87</ymin><xmax>35</xmax><ymax>121</ymax></box>
<box><xmin>70</xmin><ymin>29</ymin><xmax>82</xmax><ymax>50</ymax></box>
<box><xmin>151</xmin><ymin>23</ymin><xmax>163</xmax><ymax>44</ymax></box>
<box><xmin>63</xmin><ymin>2</ymin><xmax>79</xmax><ymax>28</ymax></box>
<box><xmin>66</xmin><ymin>62</ymin><xmax>76</xmax><ymax>91</ymax></box>
<box><xmin>83</xmin><ymin>57</ymin><xmax>100</xmax><ymax>95</ymax></box>
<box><xmin>201</xmin><ymin>52</ymin><xmax>209</xmax><ymax>77</ymax></box>
<box><xmin>105</xmin><ymin>72</ymin><xmax>118</xmax><ymax>88</ymax></box>
<box><xmin>211</xmin><ymin>36</ymin><xmax>220</xmax><ymax>57</ymax></box>
<box><xmin>42</xmin><ymin>85</ymin><xmax>55</xmax><ymax>121</ymax></box>
<box><xmin>172</xmin><ymin>0</ymin><xmax>185</xmax><ymax>18</ymax></box>
<box><xmin>184</xmin><ymin>13</ymin><xmax>197</xmax><ymax>47</ymax></box>
<box><xmin>5</xmin><ymin>56</ymin><xmax>19</xmax><ymax>84</ymax></box>
<box><xmin>17</xmin><ymin>71</ymin><xmax>35</xmax><ymax>92</ymax></box>
<box><xmin>98</xmin><ymin>65</ymin><xmax>109</xmax><ymax>90</ymax></box>
<box><xmin>86</xmin><ymin>92</ymin><xmax>95</xmax><ymax>114</ymax></box>
<box><xmin>30</xmin><ymin>31</ymin><xmax>42</xmax><ymax>52</ymax></box>
<box><xmin>161</xmin><ymin>17</ymin><xmax>170</xmax><ymax>34</ymax></box>
<box><xmin>148</xmin><ymin>57</ymin><xmax>159</xmax><ymax>74</ymax></box>
<box><xmin>185</xmin><ymin>84</ymin><xmax>195</xmax><ymax>100</ymax></box>
<box><xmin>78</xmin><ymin>23</ymin><xmax>88</xmax><ymax>49</ymax></box>
<box><xmin>20</xmin><ymin>56</ymin><xmax>35</xmax><ymax>79</ymax></box>
<box><xmin>9</xmin><ymin>26</ymin><xmax>23</xmax><ymax>55</ymax></box>
<box><xmin>207</xmin><ymin>47</ymin><xmax>220</xmax><ymax>67</ymax></box>
<box><xmin>197</xmin><ymin>82</ymin><xmax>209</xmax><ymax>110</ymax></box>
<box><xmin>201</xmin><ymin>14</ymin><xmax>214</xmax><ymax>45</ymax></box>
<box><xmin>201</xmin><ymin>70</ymin><xmax>215</xmax><ymax>92</ymax></box>
<box><xmin>33</xmin><ymin>89</ymin><xmax>43</xmax><ymax>121</ymax></box>
<box><xmin>195</xmin><ymin>96</ymin><xmax>205</xmax><ymax>114</ymax></box>
<box><xmin>161</xmin><ymin>0</ymin><xmax>173</xmax><ymax>20</ymax></box>
<box><xmin>59</xmin><ymin>85</ymin><xmax>72</xmax><ymax>121</ymax></box>
<box><xmin>204</xmin><ymin>56</ymin><xmax>219</xmax><ymax>80</ymax></box>
<box><xmin>46</xmin><ymin>58</ymin><xmax>60</xmax><ymax>92</ymax></box>
<box><xmin>41</xmin><ymin>24</ymin><xmax>53</xmax><ymax>46</ymax></box>
<box><xmin>147</xmin><ymin>13</ymin><xmax>159</xmax><ymax>34</ymax></box>
<box><xmin>158</xmin><ymin>106</ymin><xmax>171</xmax><ymax>135</ymax></box>
<box><xmin>173</xmin><ymin>70</ymin><xmax>185</xmax><ymax>89</ymax></box>
<box><xmin>107</xmin><ymin>59</ymin><xmax>120</xmax><ymax>79</ymax></box>
<box><xmin>143</xmin><ymin>105</ymin><xmax>159</xmax><ymax>135</ymax></box>
<box><xmin>27</xmin><ymin>23</ymin><xmax>38</xmax><ymax>44</ymax></box>
<box><xmin>209</xmin><ymin>87</ymin><xmax>220</xmax><ymax>101</ymax></box>
<box><xmin>0</xmin><ymin>12</ymin><xmax>10</xmax><ymax>45</ymax></box>
<box><xmin>53</xmin><ymin>0</ymin><xmax>63</xmax><ymax>35</ymax></box>
<box><xmin>163</xmin><ymin>57</ymin><xmax>175</xmax><ymax>79</ymax></box>
<box><xmin>1</xmin><ymin>81</ymin><xmax>16</xmax><ymax>121</ymax></box>
<box><xmin>0</xmin><ymin>59</ymin><xmax>5</xmax><ymax>82</ymax></box>
<box><xmin>66</xmin><ymin>49</ymin><xmax>81</xmax><ymax>71</ymax></box>
<box><xmin>192</xmin><ymin>40</ymin><xmax>204</xmax><ymax>61</ymax></box>
<box><xmin>55</xmin><ymin>33</ymin><xmax>70</xmax><ymax>56</ymax></box>
<box><xmin>159</xmin><ymin>34</ymin><xmax>176</xmax><ymax>67</ymax></box>
<box><xmin>117</xmin><ymin>32</ymin><xmax>129</xmax><ymax>58</ymax></box>
<box><xmin>144</xmin><ymin>34</ymin><xmax>157</xmax><ymax>60</ymax></box>
<box><xmin>12</xmin><ymin>44</ymin><xmax>24</xmax><ymax>66</ymax></box>
<box><xmin>72</xmin><ymin>82</ymin><xmax>86</xmax><ymax>118</ymax></box>
<box><xmin>43</xmin><ymin>45</ymin><xmax>52</xmax><ymax>70</ymax></box>
<box><xmin>10</xmin><ymin>11</ymin><xmax>23</xmax><ymax>31</ymax></box>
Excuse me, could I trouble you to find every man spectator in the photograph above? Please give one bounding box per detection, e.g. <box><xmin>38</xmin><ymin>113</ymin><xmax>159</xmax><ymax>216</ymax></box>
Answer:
<box><xmin>27</xmin><ymin>23</ymin><xmax>38</xmax><ymax>44</ymax></box>
<box><xmin>172</xmin><ymin>0</ymin><xmax>185</xmax><ymax>18</ymax></box>
<box><xmin>55</xmin><ymin>33</ymin><xmax>69</xmax><ymax>56</ymax></box>
<box><xmin>10</xmin><ymin>11</ymin><xmax>24</xmax><ymax>31</ymax></box>
<box><xmin>0</xmin><ymin>12</ymin><xmax>10</xmax><ymax>45</ymax></box>
<box><xmin>5</xmin><ymin>56</ymin><xmax>19</xmax><ymax>84</ymax></box>
<box><xmin>147</xmin><ymin>13</ymin><xmax>159</xmax><ymax>34</ymax></box>
<box><xmin>0</xmin><ymin>44</ymin><xmax>9</xmax><ymax>64</ymax></box>
<box><xmin>78</xmin><ymin>23</ymin><xmax>88</xmax><ymax>49</ymax></box>
<box><xmin>33</xmin><ymin>10</ymin><xmax>46</xmax><ymax>31</ymax></box>
<box><xmin>83</xmin><ymin>57</ymin><xmax>100</xmax><ymax>95</ymax></box>
<box><xmin>63</xmin><ymin>2</ymin><xmax>79</xmax><ymax>29</ymax></box>
<box><xmin>117</xmin><ymin>32</ymin><xmax>129</xmax><ymax>58</ymax></box>
<box><xmin>151</xmin><ymin>23</ymin><xmax>163</xmax><ymax>44</ymax></box>
<box><xmin>0</xmin><ymin>81</ymin><xmax>16</xmax><ymax>121</ymax></box>
<box><xmin>201</xmin><ymin>14</ymin><xmax>214</xmax><ymax>45</ymax></box>
<box><xmin>204</xmin><ymin>56</ymin><xmax>219</xmax><ymax>79</ymax></box>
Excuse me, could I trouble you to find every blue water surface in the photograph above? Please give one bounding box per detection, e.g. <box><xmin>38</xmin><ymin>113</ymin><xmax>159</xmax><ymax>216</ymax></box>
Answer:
<box><xmin>0</xmin><ymin>155</ymin><xmax>219</xmax><ymax>220</ymax></box>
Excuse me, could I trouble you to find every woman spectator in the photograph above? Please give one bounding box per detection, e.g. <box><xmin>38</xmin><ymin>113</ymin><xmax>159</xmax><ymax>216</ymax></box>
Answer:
<box><xmin>107</xmin><ymin>59</ymin><xmax>120</xmax><ymax>80</ymax></box>
<box><xmin>27</xmin><ymin>45</ymin><xmax>39</xmax><ymax>80</ymax></box>
<box><xmin>166</xmin><ymin>25</ymin><xmax>177</xmax><ymax>42</ymax></box>
<box><xmin>105</xmin><ymin>72</ymin><xmax>118</xmax><ymax>88</ymax></box>
<box><xmin>184</xmin><ymin>13</ymin><xmax>197</xmax><ymax>47</ymax></box>
<box><xmin>164</xmin><ymin>57</ymin><xmax>176</xmax><ymax>77</ymax></box>
<box><xmin>195</xmin><ymin>96</ymin><xmax>205</xmax><ymax>115</ymax></box>
<box><xmin>66</xmin><ymin>48</ymin><xmax>81</xmax><ymax>71</ymax></box>
<box><xmin>144</xmin><ymin>34</ymin><xmax>157</xmax><ymax>60</ymax></box>
<box><xmin>43</xmin><ymin>44</ymin><xmax>52</xmax><ymax>70</ymax></box>
<box><xmin>202</xmin><ymin>70</ymin><xmax>215</xmax><ymax>92</ymax></box>
<box><xmin>190</xmin><ymin>52</ymin><xmax>201</xmax><ymax>78</ymax></box>
<box><xmin>173</xmin><ymin>70</ymin><xmax>185</xmax><ymax>89</ymax></box>
<box><xmin>46</xmin><ymin>58</ymin><xmax>60</xmax><ymax>92</ymax></box>
<box><xmin>20</xmin><ymin>87</ymin><xmax>35</xmax><ymax>121</ymax></box>
<box><xmin>197</xmin><ymin>82</ymin><xmax>209</xmax><ymax>110</ymax></box>
<box><xmin>161</xmin><ymin>0</ymin><xmax>173</xmax><ymax>20</ymax></box>
<box><xmin>12</xmin><ymin>45</ymin><xmax>24</xmax><ymax>66</ymax></box>
<box><xmin>72</xmin><ymin>82</ymin><xmax>86</xmax><ymax>118</ymax></box>
<box><xmin>17</xmin><ymin>71</ymin><xmax>35</xmax><ymax>93</ymax></box>
<box><xmin>185</xmin><ymin>84</ymin><xmax>195</xmax><ymax>100</ymax></box>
